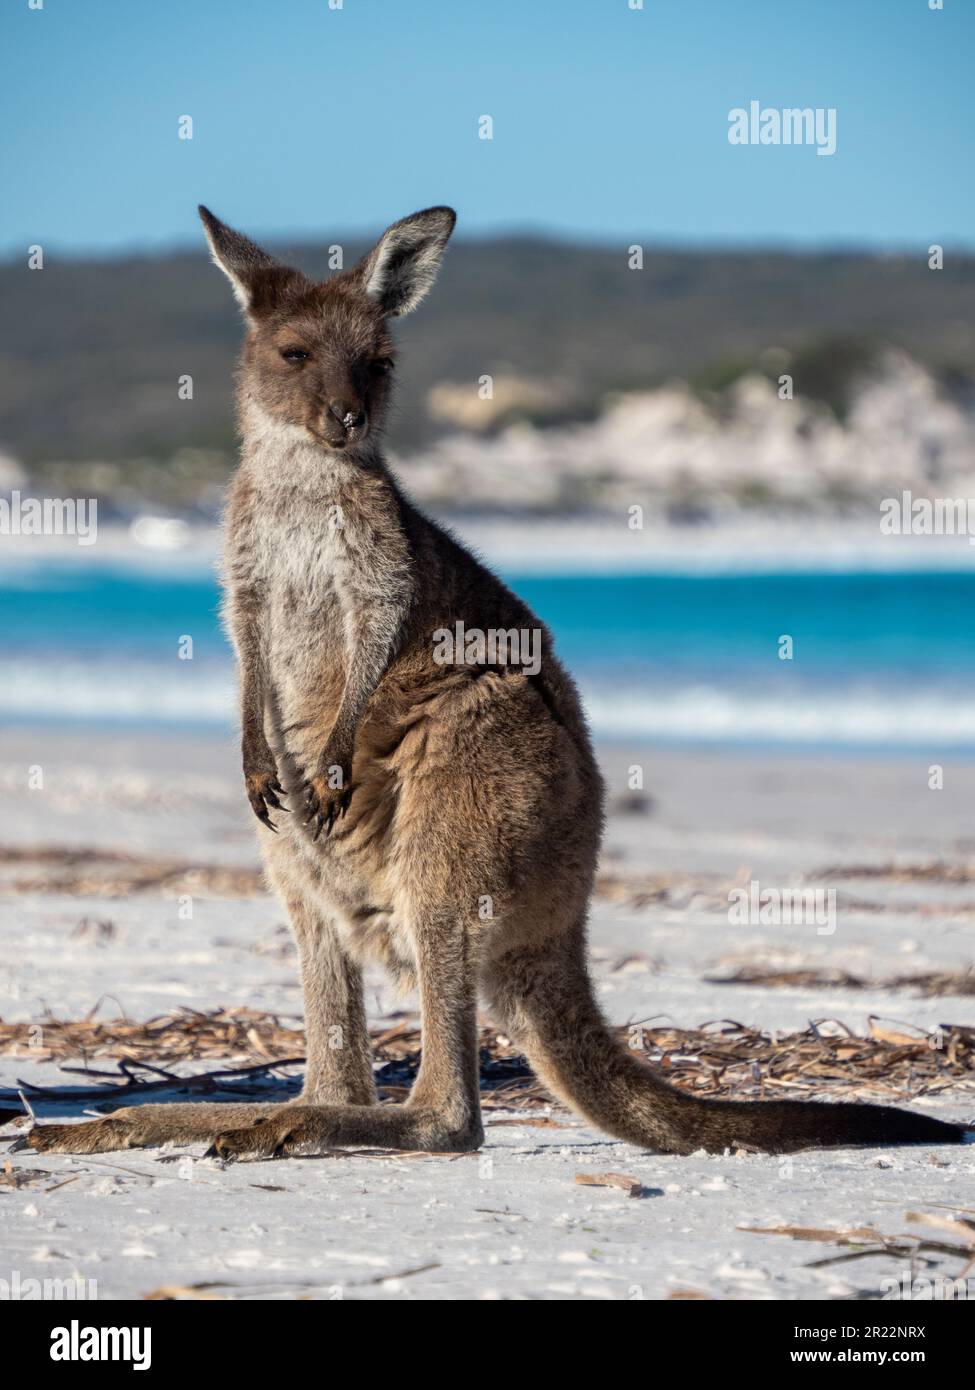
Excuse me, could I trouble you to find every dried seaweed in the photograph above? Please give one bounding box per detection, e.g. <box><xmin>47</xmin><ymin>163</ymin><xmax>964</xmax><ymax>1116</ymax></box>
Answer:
<box><xmin>8</xmin><ymin>847</ymin><xmax>975</xmax><ymax>926</ymax></box>
<box><xmin>1</xmin><ymin>1159</ymin><xmax>51</xmax><ymax>1188</ymax></box>
<box><xmin>575</xmin><ymin>1171</ymin><xmax>645</xmax><ymax>1197</ymax></box>
<box><xmin>707</xmin><ymin>966</ymin><xmax>975</xmax><ymax>997</ymax></box>
<box><xmin>743</xmin><ymin>1211</ymin><xmax>975</xmax><ymax>1276</ymax></box>
<box><xmin>815</xmin><ymin>861</ymin><xmax>975</xmax><ymax>885</ymax></box>
<box><xmin>1</xmin><ymin>1007</ymin><xmax>972</xmax><ymax>1114</ymax></box>
<box><xmin>0</xmin><ymin>845</ymin><xmax>265</xmax><ymax>898</ymax></box>
<box><xmin>0</xmin><ymin>846</ymin><xmax>708</xmax><ymax>906</ymax></box>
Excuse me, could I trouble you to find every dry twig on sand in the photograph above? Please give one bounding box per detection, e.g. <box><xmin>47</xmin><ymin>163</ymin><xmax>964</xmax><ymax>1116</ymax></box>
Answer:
<box><xmin>1</xmin><ymin>1008</ymin><xmax>972</xmax><ymax>1113</ymax></box>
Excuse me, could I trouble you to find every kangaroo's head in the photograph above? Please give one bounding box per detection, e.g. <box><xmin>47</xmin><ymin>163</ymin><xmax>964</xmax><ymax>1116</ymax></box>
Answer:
<box><xmin>199</xmin><ymin>204</ymin><xmax>455</xmax><ymax>452</ymax></box>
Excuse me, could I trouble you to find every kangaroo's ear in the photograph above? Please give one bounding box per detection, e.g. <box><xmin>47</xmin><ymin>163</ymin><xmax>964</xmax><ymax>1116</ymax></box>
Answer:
<box><xmin>355</xmin><ymin>206</ymin><xmax>456</xmax><ymax>317</ymax></box>
<box><xmin>199</xmin><ymin>206</ymin><xmax>296</xmax><ymax>316</ymax></box>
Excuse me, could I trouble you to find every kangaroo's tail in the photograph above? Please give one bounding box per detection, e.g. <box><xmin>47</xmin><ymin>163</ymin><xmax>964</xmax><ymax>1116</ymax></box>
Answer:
<box><xmin>485</xmin><ymin>936</ymin><xmax>970</xmax><ymax>1155</ymax></box>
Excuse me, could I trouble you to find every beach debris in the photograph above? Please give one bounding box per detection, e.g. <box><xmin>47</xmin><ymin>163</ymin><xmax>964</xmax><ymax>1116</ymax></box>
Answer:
<box><xmin>0</xmin><ymin>1160</ymin><xmax>53</xmax><ymax>1189</ymax></box>
<box><xmin>72</xmin><ymin>917</ymin><xmax>117</xmax><ymax>942</ymax></box>
<box><xmin>707</xmin><ymin>965</ymin><xmax>975</xmax><ymax>997</ymax></box>
<box><xmin>815</xmin><ymin>860</ymin><xmax>975</xmax><ymax>885</ymax></box>
<box><xmin>12</xmin><ymin>844</ymin><xmax>974</xmax><ymax>929</ymax></box>
<box><xmin>609</xmin><ymin>953</ymin><xmax>659</xmax><ymax>974</ymax></box>
<box><xmin>0</xmin><ymin>845</ymin><xmax>264</xmax><ymax>899</ymax></box>
<box><xmin>743</xmin><ymin>1211</ymin><xmax>975</xmax><ymax>1275</ymax></box>
<box><xmin>2</xmin><ymin>1008</ymin><xmax>972</xmax><ymax>1114</ymax></box>
<box><xmin>142</xmin><ymin>1262</ymin><xmax>440</xmax><ymax>1300</ymax></box>
<box><xmin>575</xmin><ymin>1171</ymin><xmax>646</xmax><ymax>1197</ymax></box>
<box><xmin>143</xmin><ymin>1283</ymin><xmax>228</xmax><ymax>1301</ymax></box>
<box><xmin>742</xmin><ymin>1223</ymin><xmax>884</xmax><ymax>1244</ymax></box>
<box><xmin>609</xmin><ymin>792</ymin><xmax>654</xmax><ymax>816</ymax></box>
<box><xmin>488</xmin><ymin>1116</ymin><xmax>571</xmax><ymax>1129</ymax></box>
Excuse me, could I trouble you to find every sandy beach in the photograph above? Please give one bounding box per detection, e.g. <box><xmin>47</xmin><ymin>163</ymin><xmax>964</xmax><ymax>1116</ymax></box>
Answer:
<box><xmin>4</xmin><ymin>0</ymin><xmax>974</xmax><ymax>1336</ymax></box>
<box><xmin>2</xmin><ymin>726</ymin><xmax>973</xmax><ymax>1301</ymax></box>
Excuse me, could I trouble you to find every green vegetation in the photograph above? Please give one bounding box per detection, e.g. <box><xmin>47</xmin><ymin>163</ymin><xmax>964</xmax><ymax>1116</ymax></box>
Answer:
<box><xmin>2</xmin><ymin>239</ymin><xmax>973</xmax><ymax>500</ymax></box>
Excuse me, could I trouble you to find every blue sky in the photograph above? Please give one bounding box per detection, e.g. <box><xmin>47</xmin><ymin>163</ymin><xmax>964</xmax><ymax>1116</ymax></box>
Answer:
<box><xmin>2</xmin><ymin>0</ymin><xmax>972</xmax><ymax>256</ymax></box>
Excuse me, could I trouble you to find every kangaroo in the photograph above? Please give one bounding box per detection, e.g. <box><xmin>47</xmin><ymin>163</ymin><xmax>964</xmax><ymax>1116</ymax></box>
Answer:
<box><xmin>28</xmin><ymin>205</ymin><xmax>970</xmax><ymax>1159</ymax></box>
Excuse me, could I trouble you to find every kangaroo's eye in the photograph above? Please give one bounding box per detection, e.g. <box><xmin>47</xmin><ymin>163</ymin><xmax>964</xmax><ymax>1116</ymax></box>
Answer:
<box><xmin>280</xmin><ymin>347</ymin><xmax>309</xmax><ymax>362</ymax></box>
<box><xmin>371</xmin><ymin>356</ymin><xmax>394</xmax><ymax>375</ymax></box>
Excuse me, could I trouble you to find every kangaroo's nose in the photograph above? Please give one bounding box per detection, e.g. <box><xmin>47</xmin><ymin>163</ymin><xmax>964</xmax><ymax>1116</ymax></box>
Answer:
<box><xmin>328</xmin><ymin>400</ymin><xmax>366</xmax><ymax>431</ymax></box>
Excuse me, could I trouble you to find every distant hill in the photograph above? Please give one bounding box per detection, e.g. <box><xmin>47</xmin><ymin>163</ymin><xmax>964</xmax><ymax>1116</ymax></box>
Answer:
<box><xmin>3</xmin><ymin>237</ymin><xmax>974</xmax><ymax>473</ymax></box>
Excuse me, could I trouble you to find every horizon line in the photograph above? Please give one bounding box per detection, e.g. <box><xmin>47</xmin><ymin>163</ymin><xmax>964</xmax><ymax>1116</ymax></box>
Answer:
<box><xmin>2</xmin><ymin>226</ymin><xmax>974</xmax><ymax>268</ymax></box>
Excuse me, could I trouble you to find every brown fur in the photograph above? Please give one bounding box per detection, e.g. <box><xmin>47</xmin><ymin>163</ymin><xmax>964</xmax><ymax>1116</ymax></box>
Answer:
<box><xmin>28</xmin><ymin>206</ymin><xmax>969</xmax><ymax>1160</ymax></box>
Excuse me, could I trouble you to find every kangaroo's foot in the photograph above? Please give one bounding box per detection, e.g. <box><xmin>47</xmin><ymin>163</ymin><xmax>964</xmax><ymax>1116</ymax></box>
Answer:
<box><xmin>22</xmin><ymin>1100</ymin><xmax>483</xmax><ymax>1159</ymax></box>
<box><xmin>22</xmin><ymin>1101</ymin><xmax>297</xmax><ymax>1154</ymax></box>
<box><xmin>209</xmin><ymin>1103</ymin><xmax>484</xmax><ymax>1162</ymax></box>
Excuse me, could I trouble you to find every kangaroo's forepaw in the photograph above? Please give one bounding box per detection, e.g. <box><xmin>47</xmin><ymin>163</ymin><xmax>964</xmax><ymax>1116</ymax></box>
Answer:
<box><xmin>301</xmin><ymin>772</ymin><xmax>353</xmax><ymax>842</ymax></box>
<box><xmin>245</xmin><ymin>770</ymin><xmax>288</xmax><ymax>832</ymax></box>
<box><xmin>25</xmin><ymin>1117</ymin><xmax>137</xmax><ymax>1154</ymax></box>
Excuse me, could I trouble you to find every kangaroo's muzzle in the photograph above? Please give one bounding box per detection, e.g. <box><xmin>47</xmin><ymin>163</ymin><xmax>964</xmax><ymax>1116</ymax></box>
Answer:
<box><xmin>320</xmin><ymin>399</ymin><xmax>369</xmax><ymax>447</ymax></box>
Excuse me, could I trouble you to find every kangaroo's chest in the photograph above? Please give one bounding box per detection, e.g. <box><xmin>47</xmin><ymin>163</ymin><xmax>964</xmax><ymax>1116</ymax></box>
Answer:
<box><xmin>261</xmin><ymin>504</ymin><xmax>348</xmax><ymax>609</ymax></box>
<box><xmin>225</xmin><ymin>452</ymin><xmax>406</xmax><ymax>740</ymax></box>
<box><xmin>255</xmin><ymin>507</ymin><xmax>352</xmax><ymax>719</ymax></box>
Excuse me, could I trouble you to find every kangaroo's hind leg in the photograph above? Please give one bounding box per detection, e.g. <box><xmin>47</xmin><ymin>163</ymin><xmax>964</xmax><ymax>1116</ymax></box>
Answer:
<box><xmin>285</xmin><ymin>888</ymin><xmax>378</xmax><ymax>1107</ymax></box>
<box><xmin>207</xmin><ymin>905</ymin><xmax>484</xmax><ymax>1160</ymax></box>
<box><xmin>26</xmin><ymin>848</ymin><xmax>378</xmax><ymax>1154</ymax></box>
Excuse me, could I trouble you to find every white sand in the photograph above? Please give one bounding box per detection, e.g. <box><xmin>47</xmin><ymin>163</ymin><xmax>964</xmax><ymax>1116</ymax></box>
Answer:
<box><xmin>2</xmin><ymin>729</ymin><xmax>973</xmax><ymax>1301</ymax></box>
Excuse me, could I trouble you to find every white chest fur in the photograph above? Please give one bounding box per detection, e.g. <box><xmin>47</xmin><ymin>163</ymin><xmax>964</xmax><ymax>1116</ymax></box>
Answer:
<box><xmin>246</xmin><ymin>436</ymin><xmax>357</xmax><ymax>608</ymax></box>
